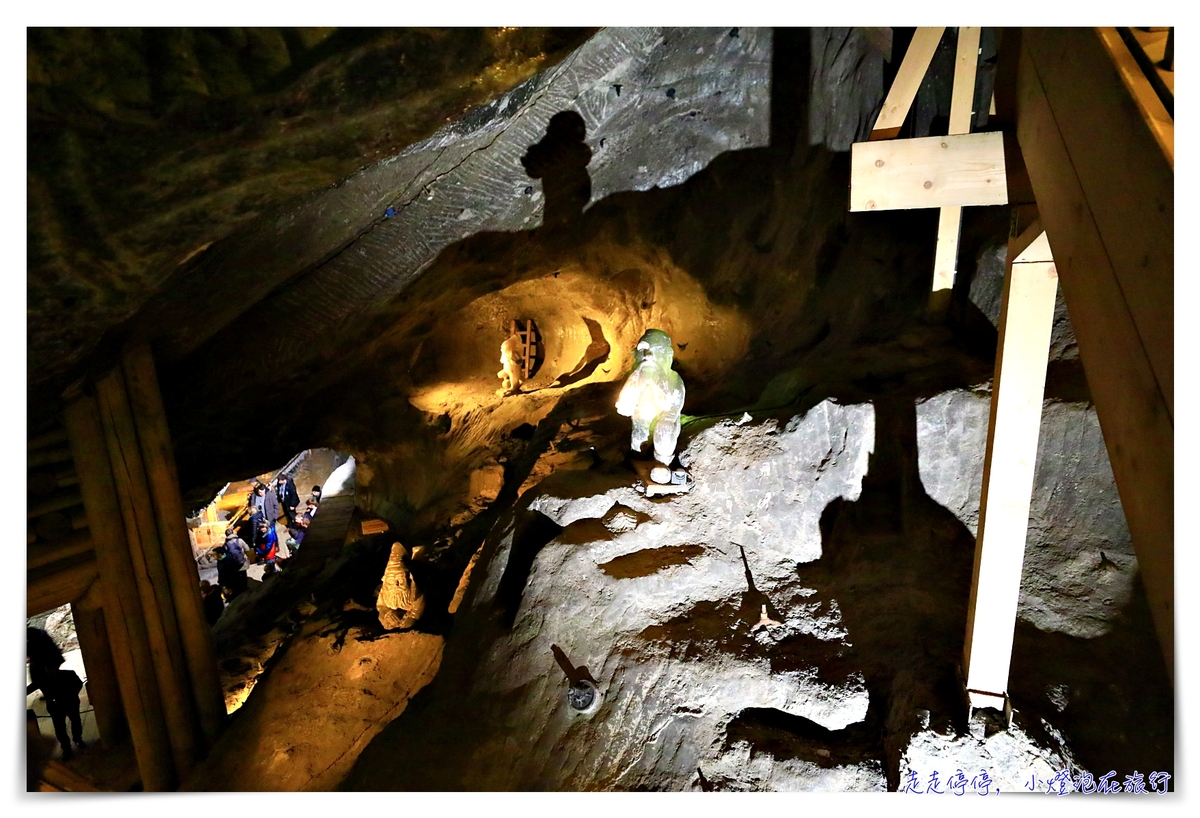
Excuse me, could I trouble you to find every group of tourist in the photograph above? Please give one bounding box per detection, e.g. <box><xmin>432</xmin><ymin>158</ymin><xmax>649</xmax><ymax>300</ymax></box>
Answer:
<box><xmin>205</xmin><ymin>473</ymin><xmax>323</xmax><ymax>620</ymax></box>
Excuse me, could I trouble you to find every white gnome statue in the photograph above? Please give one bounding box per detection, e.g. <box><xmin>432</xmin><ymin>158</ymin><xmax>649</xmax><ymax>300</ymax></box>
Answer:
<box><xmin>496</xmin><ymin>333</ymin><xmax>525</xmax><ymax>396</ymax></box>
<box><xmin>376</xmin><ymin>542</ymin><xmax>425</xmax><ymax>630</ymax></box>
<box><xmin>616</xmin><ymin>329</ymin><xmax>685</xmax><ymax>484</ymax></box>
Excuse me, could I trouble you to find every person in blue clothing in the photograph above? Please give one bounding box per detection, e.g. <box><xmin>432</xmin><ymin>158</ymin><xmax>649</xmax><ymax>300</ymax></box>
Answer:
<box><xmin>256</xmin><ymin>519</ymin><xmax>279</xmax><ymax>573</ymax></box>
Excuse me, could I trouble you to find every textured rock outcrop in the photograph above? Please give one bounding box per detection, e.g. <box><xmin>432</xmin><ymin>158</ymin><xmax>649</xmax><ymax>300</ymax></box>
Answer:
<box><xmin>347</xmin><ymin>401</ymin><xmax>874</xmax><ymax>790</ymax></box>
<box><xmin>345</xmin><ymin>399</ymin><xmax>1077</xmax><ymax>791</ymax></box>
<box><xmin>915</xmin><ymin>389</ymin><xmax>1136</xmax><ymax>638</ymax></box>
<box><xmin>968</xmin><ymin>241</ymin><xmax>1079</xmax><ymax>362</ymax></box>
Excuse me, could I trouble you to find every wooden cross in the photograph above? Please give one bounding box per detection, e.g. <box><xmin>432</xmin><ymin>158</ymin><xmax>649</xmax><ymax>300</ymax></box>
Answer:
<box><xmin>850</xmin><ymin>28</ymin><xmax>1008</xmax><ymax>313</ymax></box>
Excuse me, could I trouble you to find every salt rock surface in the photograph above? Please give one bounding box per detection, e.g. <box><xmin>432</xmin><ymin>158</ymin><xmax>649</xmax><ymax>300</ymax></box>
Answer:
<box><xmin>347</xmin><ymin>399</ymin><xmax>1086</xmax><ymax>791</ymax></box>
<box><xmin>915</xmin><ymin>390</ymin><xmax>1136</xmax><ymax>638</ymax></box>
<box><xmin>464</xmin><ymin>400</ymin><xmax>879</xmax><ymax>789</ymax></box>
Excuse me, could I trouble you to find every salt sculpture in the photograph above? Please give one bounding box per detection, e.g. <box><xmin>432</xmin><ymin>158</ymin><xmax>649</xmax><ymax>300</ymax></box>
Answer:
<box><xmin>616</xmin><ymin>329</ymin><xmax>685</xmax><ymax>484</ymax></box>
<box><xmin>376</xmin><ymin>542</ymin><xmax>425</xmax><ymax>630</ymax></box>
<box><xmin>496</xmin><ymin>333</ymin><xmax>525</xmax><ymax>396</ymax></box>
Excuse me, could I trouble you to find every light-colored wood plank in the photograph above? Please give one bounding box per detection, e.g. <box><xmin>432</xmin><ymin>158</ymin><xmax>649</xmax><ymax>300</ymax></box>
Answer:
<box><xmin>963</xmin><ymin>236</ymin><xmax>1059</xmax><ymax>700</ymax></box>
<box><xmin>871</xmin><ymin>27</ymin><xmax>946</xmax><ymax>137</ymax></box>
<box><xmin>1016</xmin><ymin>37</ymin><xmax>1173</xmax><ymax>678</ymax></box>
<box><xmin>851</xmin><ymin>132</ymin><xmax>1007</xmax><ymax>212</ymax></box>
<box><xmin>932</xmin><ymin>27</ymin><xmax>983</xmax><ymax>296</ymax></box>
<box><xmin>949</xmin><ymin>27</ymin><xmax>982</xmax><ymax>135</ymax></box>
<box><xmin>932</xmin><ymin>206</ymin><xmax>962</xmax><ymax>292</ymax></box>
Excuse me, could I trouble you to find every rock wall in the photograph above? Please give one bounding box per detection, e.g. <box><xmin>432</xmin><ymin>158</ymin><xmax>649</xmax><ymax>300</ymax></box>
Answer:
<box><xmin>916</xmin><ymin>390</ymin><xmax>1136</xmax><ymax>638</ymax></box>
<box><xmin>343</xmin><ymin>399</ymin><xmax>1079</xmax><ymax>791</ymax></box>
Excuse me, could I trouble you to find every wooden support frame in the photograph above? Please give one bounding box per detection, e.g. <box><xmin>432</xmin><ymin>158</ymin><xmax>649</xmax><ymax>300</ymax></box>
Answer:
<box><xmin>72</xmin><ymin>596</ymin><xmax>129</xmax><ymax>748</ymax></box>
<box><xmin>963</xmin><ymin>222</ymin><xmax>1058</xmax><ymax>708</ymax></box>
<box><xmin>931</xmin><ymin>27</ymin><xmax>982</xmax><ymax>298</ymax></box>
<box><xmin>64</xmin><ymin>394</ymin><xmax>176</xmax><ymax>791</ymax></box>
<box><xmin>1016</xmin><ymin>28</ymin><xmax>1173</xmax><ymax>676</ymax></box>
<box><xmin>871</xmin><ymin>27</ymin><xmax>946</xmax><ymax>139</ymax></box>
<box><xmin>122</xmin><ymin>344</ymin><xmax>227</xmax><ymax>748</ymax></box>
<box><xmin>850</xmin><ymin>132</ymin><xmax>1007</xmax><ymax>212</ymax></box>
<box><xmin>27</xmin><ymin>558</ymin><xmax>97</xmax><ymax>617</ymax></box>
<box><xmin>27</xmin><ymin>531</ymin><xmax>94</xmax><ymax>571</ymax></box>
<box><xmin>95</xmin><ymin>365</ymin><xmax>202</xmax><ymax>779</ymax></box>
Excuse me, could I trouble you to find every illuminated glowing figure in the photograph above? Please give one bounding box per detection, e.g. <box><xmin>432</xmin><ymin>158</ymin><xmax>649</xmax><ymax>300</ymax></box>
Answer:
<box><xmin>616</xmin><ymin>329</ymin><xmax>685</xmax><ymax>484</ymax></box>
<box><xmin>376</xmin><ymin>542</ymin><xmax>425</xmax><ymax>630</ymax></box>
<box><xmin>496</xmin><ymin>333</ymin><xmax>525</xmax><ymax>396</ymax></box>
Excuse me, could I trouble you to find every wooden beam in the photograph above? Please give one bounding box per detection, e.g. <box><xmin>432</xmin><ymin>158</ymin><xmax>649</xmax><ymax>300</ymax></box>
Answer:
<box><xmin>64</xmin><ymin>394</ymin><xmax>176</xmax><ymax>791</ymax></box>
<box><xmin>27</xmin><ymin>558</ymin><xmax>97</xmax><ymax>617</ymax></box>
<box><xmin>122</xmin><ymin>343</ymin><xmax>227</xmax><ymax>749</ymax></box>
<box><xmin>27</xmin><ymin>448</ymin><xmax>73</xmax><ymax>468</ymax></box>
<box><xmin>1097</xmin><ymin>28</ymin><xmax>1173</xmax><ymax>167</ymax></box>
<box><xmin>28</xmin><ymin>427</ymin><xmax>68</xmax><ymax>451</ymax></box>
<box><xmin>27</xmin><ymin>530</ymin><xmax>94</xmax><ymax>571</ymax></box>
<box><xmin>1021</xmin><ymin>28</ymin><xmax>1172</xmax><ymax>415</ymax></box>
<box><xmin>1017</xmin><ymin>30</ymin><xmax>1173</xmax><ymax>677</ymax></box>
<box><xmin>949</xmin><ymin>27</ymin><xmax>982</xmax><ymax>135</ymax></box>
<box><xmin>27</xmin><ymin>488</ymin><xmax>84</xmax><ymax>518</ymax></box>
<box><xmin>930</xmin><ymin>27</ymin><xmax>983</xmax><ymax>299</ymax></box>
<box><xmin>71</xmin><ymin>601</ymin><xmax>128</xmax><ymax>748</ymax></box>
<box><xmin>963</xmin><ymin>225</ymin><xmax>1059</xmax><ymax>706</ymax></box>
<box><xmin>851</xmin><ymin>132</ymin><xmax>1007</xmax><ymax>212</ymax></box>
<box><xmin>95</xmin><ymin>366</ymin><xmax>202</xmax><ymax>779</ymax></box>
<box><xmin>932</xmin><ymin>206</ymin><xmax>963</xmax><ymax>292</ymax></box>
<box><xmin>39</xmin><ymin>759</ymin><xmax>101</xmax><ymax>792</ymax></box>
<box><xmin>871</xmin><ymin>27</ymin><xmax>946</xmax><ymax>139</ymax></box>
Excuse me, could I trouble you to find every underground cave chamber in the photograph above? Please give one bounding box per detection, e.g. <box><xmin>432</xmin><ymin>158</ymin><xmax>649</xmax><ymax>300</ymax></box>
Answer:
<box><xmin>24</xmin><ymin>26</ymin><xmax>1173</xmax><ymax>792</ymax></box>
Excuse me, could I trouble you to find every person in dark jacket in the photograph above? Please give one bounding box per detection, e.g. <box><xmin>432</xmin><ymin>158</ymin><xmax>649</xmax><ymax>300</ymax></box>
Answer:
<box><xmin>200</xmin><ymin>581</ymin><xmax>225</xmax><ymax>625</ymax></box>
<box><xmin>216</xmin><ymin>529</ymin><xmax>249</xmax><ymax>598</ymax></box>
<box><xmin>244</xmin><ymin>504</ymin><xmax>266</xmax><ymax>550</ymax></box>
<box><xmin>288</xmin><ymin>511</ymin><xmax>311</xmax><ymax>550</ymax></box>
<box><xmin>274</xmin><ymin>473</ymin><xmax>300</xmax><ymax>525</ymax></box>
<box><xmin>26</xmin><ymin>628</ymin><xmax>84</xmax><ymax>761</ymax></box>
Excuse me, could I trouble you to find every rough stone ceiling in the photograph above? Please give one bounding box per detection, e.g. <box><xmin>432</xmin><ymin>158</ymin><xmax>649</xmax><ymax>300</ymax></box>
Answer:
<box><xmin>27</xmin><ymin>27</ymin><xmax>594</xmax><ymax>402</ymax></box>
<box><xmin>27</xmin><ymin>26</ymin><xmax>998</xmax><ymax>507</ymax></box>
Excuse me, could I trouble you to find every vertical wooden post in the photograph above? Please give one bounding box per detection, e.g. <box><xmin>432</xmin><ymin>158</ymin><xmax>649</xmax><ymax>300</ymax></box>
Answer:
<box><xmin>63</xmin><ymin>395</ymin><xmax>176</xmax><ymax>791</ymax></box>
<box><xmin>95</xmin><ymin>367</ymin><xmax>202</xmax><ymax>779</ymax></box>
<box><xmin>930</xmin><ymin>27</ymin><xmax>982</xmax><ymax>303</ymax></box>
<box><xmin>962</xmin><ymin>224</ymin><xmax>1058</xmax><ymax>712</ymax></box>
<box><xmin>122</xmin><ymin>343</ymin><xmax>227</xmax><ymax>747</ymax></box>
<box><xmin>71</xmin><ymin>591</ymin><xmax>127</xmax><ymax>748</ymax></box>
